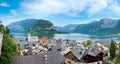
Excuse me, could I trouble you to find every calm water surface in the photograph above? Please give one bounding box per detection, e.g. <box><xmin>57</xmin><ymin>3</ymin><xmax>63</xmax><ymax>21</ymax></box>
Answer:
<box><xmin>11</xmin><ymin>33</ymin><xmax>120</xmax><ymax>43</ymax></box>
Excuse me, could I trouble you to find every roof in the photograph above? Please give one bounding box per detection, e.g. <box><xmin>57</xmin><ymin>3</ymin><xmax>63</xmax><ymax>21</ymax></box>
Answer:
<box><xmin>27</xmin><ymin>48</ymin><xmax>33</xmax><ymax>55</ymax></box>
<box><xmin>51</xmin><ymin>45</ymin><xmax>62</xmax><ymax>50</ymax></box>
<box><xmin>0</xmin><ymin>33</ymin><xmax>3</xmax><ymax>54</ymax></box>
<box><xmin>47</xmin><ymin>39</ymin><xmax>57</xmax><ymax>49</ymax></box>
<box><xmin>10</xmin><ymin>50</ymin><xmax>66</xmax><ymax>64</ymax></box>
<box><xmin>71</xmin><ymin>45</ymin><xmax>85</xmax><ymax>60</ymax></box>
<box><xmin>83</xmin><ymin>43</ymin><xmax>102</xmax><ymax>57</ymax></box>
<box><xmin>20</xmin><ymin>41</ymin><xmax>37</xmax><ymax>49</ymax></box>
<box><xmin>70</xmin><ymin>43</ymin><xmax>103</xmax><ymax>61</ymax></box>
<box><xmin>60</xmin><ymin>47</ymin><xmax>71</xmax><ymax>55</ymax></box>
<box><xmin>68</xmin><ymin>40</ymin><xmax>77</xmax><ymax>47</ymax></box>
<box><xmin>87</xmin><ymin>47</ymin><xmax>101</xmax><ymax>56</ymax></box>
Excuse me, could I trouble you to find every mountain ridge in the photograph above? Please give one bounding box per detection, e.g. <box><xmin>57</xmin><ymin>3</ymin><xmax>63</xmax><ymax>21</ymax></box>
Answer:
<box><xmin>55</xmin><ymin>18</ymin><xmax>120</xmax><ymax>34</ymax></box>
<box><xmin>7</xmin><ymin>18</ymin><xmax>120</xmax><ymax>35</ymax></box>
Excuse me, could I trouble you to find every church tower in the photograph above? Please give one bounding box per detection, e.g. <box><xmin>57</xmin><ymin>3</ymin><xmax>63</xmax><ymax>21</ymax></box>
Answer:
<box><xmin>27</xmin><ymin>28</ymin><xmax>31</xmax><ymax>41</ymax></box>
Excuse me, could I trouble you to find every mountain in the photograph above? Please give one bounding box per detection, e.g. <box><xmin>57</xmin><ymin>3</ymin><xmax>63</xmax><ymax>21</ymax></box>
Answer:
<box><xmin>55</xmin><ymin>18</ymin><xmax>120</xmax><ymax>34</ymax></box>
<box><xmin>30</xmin><ymin>19</ymin><xmax>58</xmax><ymax>35</ymax></box>
<box><xmin>55</xmin><ymin>24</ymin><xmax>80</xmax><ymax>32</ymax></box>
<box><xmin>74</xmin><ymin>18</ymin><xmax>118</xmax><ymax>34</ymax></box>
<box><xmin>8</xmin><ymin>18</ymin><xmax>120</xmax><ymax>35</ymax></box>
<box><xmin>7</xmin><ymin>19</ymin><xmax>57</xmax><ymax>35</ymax></box>
<box><xmin>7</xmin><ymin>19</ymin><xmax>37</xmax><ymax>33</ymax></box>
<box><xmin>110</xmin><ymin>19</ymin><xmax>120</xmax><ymax>34</ymax></box>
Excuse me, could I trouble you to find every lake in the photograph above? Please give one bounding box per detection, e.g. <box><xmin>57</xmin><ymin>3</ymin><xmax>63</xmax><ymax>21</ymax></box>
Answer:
<box><xmin>11</xmin><ymin>33</ymin><xmax>120</xmax><ymax>43</ymax></box>
<box><xmin>53</xmin><ymin>33</ymin><xmax>120</xmax><ymax>43</ymax></box>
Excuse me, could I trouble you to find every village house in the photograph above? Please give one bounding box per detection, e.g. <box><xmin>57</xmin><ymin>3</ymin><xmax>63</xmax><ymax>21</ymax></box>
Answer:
<box><xmin>31</xmin><ymin>43</ymin><xmax>48</xmax><ymax>54</ymax></box>
<box><xmin>95</xmin><ymin>41</ymin><xmax>110</xmax><ymax>52</ymax></box>
<box><xmin>64</xmin><ymin>45</ymin><xmax>85</xmax><ymax>62</ymax></box>
<box><xmin>64</xmin><ymin>43</ymin><xmax>104</xmax><ymax>64</ymax></box>
<box><xmin>0</xmin><ymin>32</ymin><xmax>3</xmax><ymax>55</ymax></box>
<box><xmin>47</xmin><ymin>39</ymin><xmax>57</xmax><ymax>49</ymax></box>
<box><xmin>39</xmin><ymin>36</ymin><xmax>48</xmax><ymax>46</ymax></box>
<box><xmin>82</xmin><ymin>47</ymin><xmax>103</xmax><ymax>63</ymax></box>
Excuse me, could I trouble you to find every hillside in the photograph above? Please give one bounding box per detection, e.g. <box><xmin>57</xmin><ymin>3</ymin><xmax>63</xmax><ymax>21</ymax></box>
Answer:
<box><xmin>7</xmin><ymin>19</ymin><xmax>37</xmax><ymax>33</ymax></box>
<box><xmin>55</xmin><ymin>24</ymin><xmax>80</xmax><ymax>32</ymax></box>
<box><xmin>7</xmin><ymin>19</ymin><xmax>58</xmax><ymax>37</ymax></box>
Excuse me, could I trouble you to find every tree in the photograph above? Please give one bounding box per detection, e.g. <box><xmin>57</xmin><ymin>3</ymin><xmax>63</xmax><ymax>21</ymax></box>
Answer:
<box><xmin>86</xmin><ymin>40</ymin><xmax>92</xmax><ymax>47</ymax></box>
<box><xmin>0</xmin><ymin>21</ymin><xmax>4</xmax><ymax>33</ymax></box>
<box><xmin>0</xmin><ymin>35</ymin><xmax>19</xmax><ymax>64</ymax></box>
<box><xmin>114</xmin><ymin>52</ymin><xmax>120</xmax><ymax>63</ymax></box>
<box><xmin>0</xmin><ymin>22</ymin><xmax>19</xmax><ymax>64</ymax></box>
<box><xmin>109</xmin><ymin>39</ymin><xmax>116</xmax><ymax>60</ymax></box>
<box><xmin>4</xmin><ymin>27</ymin><xmax>10</xmax><ymax>34</ymax></box>
<box><xmin>0</xmin><ymin>20</ymin><xmax>2</xmax><ymax>23</ymax></box>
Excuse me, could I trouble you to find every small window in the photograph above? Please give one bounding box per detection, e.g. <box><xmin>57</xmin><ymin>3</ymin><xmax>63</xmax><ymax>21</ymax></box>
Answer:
<box><xmin>97</xmin><ymin>62</ymin><xmax>100</xmax><ymax>64</ymax></box>
<box><xmin>79</xmin><ymin>52</ymin><xmax>82</xmax><ymax>54</ymax></box>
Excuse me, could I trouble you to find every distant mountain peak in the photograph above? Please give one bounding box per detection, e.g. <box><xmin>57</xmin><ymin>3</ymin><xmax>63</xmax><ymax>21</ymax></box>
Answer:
<box><xmin>100</xmin><ymin>18</ymin><xmax>114</xmax><ymax>22</ymax></box>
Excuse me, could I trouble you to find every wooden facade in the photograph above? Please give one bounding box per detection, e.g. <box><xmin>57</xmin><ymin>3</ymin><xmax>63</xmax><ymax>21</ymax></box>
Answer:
<box><xmin>82</xmin><ymin>52</ymin><xmax>103</xmax><ymax>63</ymax></box>
<box><xmin>64</xmin><ymin>51</ymin><xmax>103</xmax><ymax>63</ymax></box>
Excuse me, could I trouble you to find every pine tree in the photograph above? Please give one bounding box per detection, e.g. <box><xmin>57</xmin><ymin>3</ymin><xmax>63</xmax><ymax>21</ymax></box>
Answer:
<box><xmin>110</xmin><ymin>39</ymin><xmax>116</xmax><ymax>60</ymax></box>
<box><xmin>114</xmin><ymin>52</ymin><xmax>120</xmax><ymax>63</ymax></box>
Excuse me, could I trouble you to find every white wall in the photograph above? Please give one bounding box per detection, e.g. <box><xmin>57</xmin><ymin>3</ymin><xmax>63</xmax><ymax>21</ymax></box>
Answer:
<box><xmin>0</xmin><ymin>33</ymin><xmax>3</xmax><ymax>55</ymax></box>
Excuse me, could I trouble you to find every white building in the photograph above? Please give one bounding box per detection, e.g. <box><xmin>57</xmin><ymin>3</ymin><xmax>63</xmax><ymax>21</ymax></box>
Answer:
<box><xmin>27</xmin><ymin>31</ymin><xmax>39</xmax><ymax>42</ymax></box>
<box><xmin>0</xmin><ymin>32</ymin><xmax>3</xmax><ymax>55</ymax></box>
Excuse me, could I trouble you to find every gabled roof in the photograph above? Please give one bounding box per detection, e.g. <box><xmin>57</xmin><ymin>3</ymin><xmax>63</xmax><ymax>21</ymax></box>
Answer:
<box><xmin>71</xmin><ymin>45</ymin><xmax>85</xmax><ymax>60</ymax></box>
<box><xmin>60</xmin><ymin>47</ymin><xmax>71</xmax><ymax>55</ymax></box>
<box><xmin>87</xmin><ymin>47</ymin><xmax>101</xmax><ymax>57</ymax></box>
<box><xmin>0</xmin><ymin>32</ymin><xmax>3</xmax><ymax>54</ymax></box>
<box><xmin>71</xmin><ymin>43</ymin><xmax>103</xmax><ymax>61</ymax></box>
<box><xmin>10</xmin><ymin>50</ymin><xmax>66</xmax><ymax>64</ymax></box>
<box><xmin>83</xmin><ymin>43</ymin><xmax>103</xmax><ymax>57</ymax></box>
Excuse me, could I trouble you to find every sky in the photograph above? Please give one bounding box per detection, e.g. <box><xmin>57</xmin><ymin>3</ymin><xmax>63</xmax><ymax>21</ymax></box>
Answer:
<box><xmin>0</xmin><ymin>0</ymin><xmax>120</xmax><ymax>26</ymax></box>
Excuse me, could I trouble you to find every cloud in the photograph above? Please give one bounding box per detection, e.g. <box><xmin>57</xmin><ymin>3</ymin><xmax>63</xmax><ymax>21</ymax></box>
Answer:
<box><xmin>0</xmin><ymin>2</ymin><xmax>10</xmax><ymax>7</ymax></box>
<box><xmin>0</xmin><ymin>15</ymin><xmax>25</xmax><ymax>26</ymax></box>
<box><xmin>20</xmin><ymin>0</ymin><xmax>66</xmax><ymax>15</ymax></box>
<box><xmin>87</xmin><ymin>0</ymin><xmax>109</xmax><ymax>15</ymax></box>
<box><xmin>108</xmin><ymin>1</ymin><xmax>120</xmax><ymax>14</ymax></box>
<box><xmin>2</xmin><ymin>0</ymin><xmax>120</xmax><ymax>26</ymax></box>
<box><xmin>20</xmin><ymin>0</ymin><xmax>118</xmax><ymax>17</ymax></box>
<box><xmin>10</xmin><ymin>10</ymin><xmax>18</xmax><ymax>16</ymax></box>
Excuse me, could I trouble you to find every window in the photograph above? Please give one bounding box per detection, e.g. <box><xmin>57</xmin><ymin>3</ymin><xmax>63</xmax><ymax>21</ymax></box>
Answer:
<box><xmin>97</xmin><ymin>62</ymin><xmax>100</xmax><ymax>64</ymax></box>
<box><xmin>79</xmin><ymin>52</ymin><xmax>82</xmax><ymax>55</ymax></box>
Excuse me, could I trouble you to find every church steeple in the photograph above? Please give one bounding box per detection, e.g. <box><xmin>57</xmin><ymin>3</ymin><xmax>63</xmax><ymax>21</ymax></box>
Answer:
<box><xmin>27</xmin><ymin>27</ymin><xmax>39</xmax><ymax>42</ymax></box>
<box><xmin>28</xmin><ymin>27</ymin><xmax>31</xmax><ymax>40</ymax></box>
